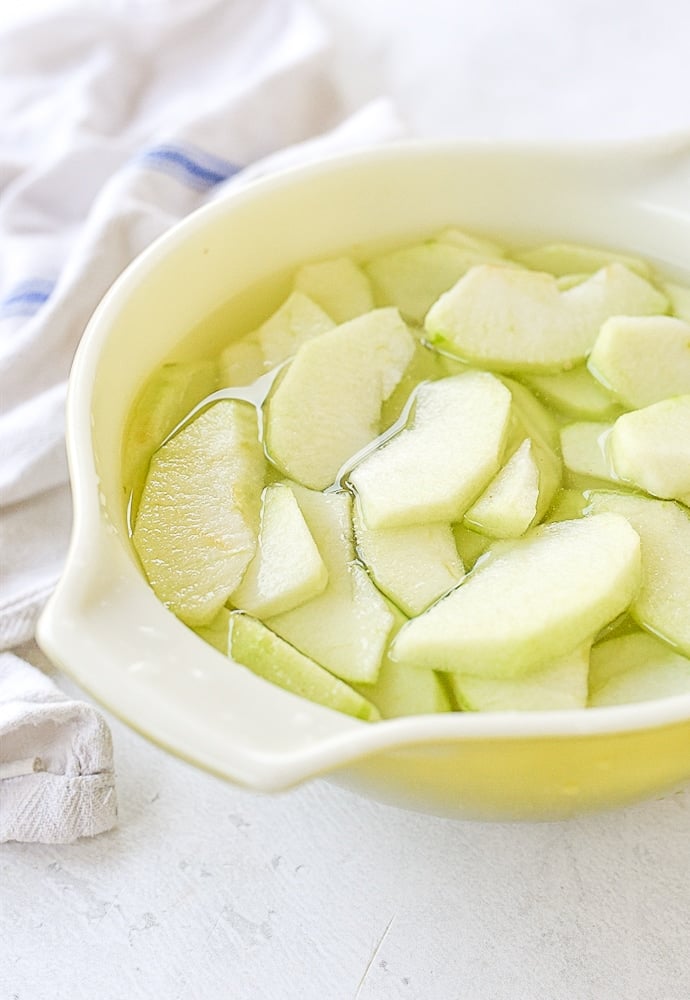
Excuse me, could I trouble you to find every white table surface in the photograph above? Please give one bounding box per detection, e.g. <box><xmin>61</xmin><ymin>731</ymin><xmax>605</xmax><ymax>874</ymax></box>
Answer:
<box><xmin>3</xmin><ymin>2</ymin><xmax>690</xmax><ymax>998</ymax></box>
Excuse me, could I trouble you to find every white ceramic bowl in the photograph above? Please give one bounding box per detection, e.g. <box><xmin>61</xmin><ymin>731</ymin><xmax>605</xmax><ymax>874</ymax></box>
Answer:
<box><xmin>38</xmin><ymin>138</ymin><xmax>690</xmax><ymax>820</ymax></box>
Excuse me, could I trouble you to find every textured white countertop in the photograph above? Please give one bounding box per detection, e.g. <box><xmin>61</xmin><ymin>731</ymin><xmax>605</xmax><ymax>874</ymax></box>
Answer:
<box><xmin>3</xmin><ymin>2</ymin><xmax>690</xmax><ymax>998</ymax></box>
<box><xmin>4</xmin><ymin>646</ymin><xmax>690</xmax><ymax>1000</ymax></box>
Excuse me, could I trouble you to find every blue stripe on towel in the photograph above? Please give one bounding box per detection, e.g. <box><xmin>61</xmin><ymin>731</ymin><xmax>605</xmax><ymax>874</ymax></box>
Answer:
<box><xmin>0</xmin><ymin>279</ymin><xmax>55</xmax><ymax>319</ymax></box>
<box><xmin>138</xmin><ymin>143</ymin><xmax>242</xmax><ymax>191</ymax></box>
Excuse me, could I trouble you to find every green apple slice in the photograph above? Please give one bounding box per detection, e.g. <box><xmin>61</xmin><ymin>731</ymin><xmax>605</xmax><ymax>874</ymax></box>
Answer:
<box><xmin>366</xmin><ymin>243</ymin><xmax>468</xmax><ymax>325</ymax></box>
<box><xmin>435</xmin><ymin>227</ymin><xmax>507</xmax><ymax>258</ymax></box>
<box><xmin>390</xmin><ymin>513</ymin><xmax>641</xmax><ymax>678</ymax></box>
<box><xmin>353</xmin><ymin>499</ymin><xmax>463</xmax><ymax>617</ymax></box>
<box><xmin>587</xmin><ymin>315</ymin><xmax>690</xmax><ymax>409</ymax></box>
<box><xmin>230</xmin><ymin>483</ymin><xmax>328</xmax><ymax>618</ymax></box>
<box><xmin>124</xmin><ymin>360</ymin><xmax>217</xmax><ymax>520</ymax></box>
<box><xmin>586</xmin><ymin>492</ymin><xmax>690</xmax><ymax>656</ymax></box>
<box><xmin>380</xmin><ymin>341</ymin><xmax>447</xmax><ymax>429</ymax></box>
<box><xmin>514</xmin><ymin>241</ymin><xmax>652</xmax><ymax>278</ymax></box>
<box><xmin>463</xmin><ymin>439</ymin><xmax>539</xmax><ymax>539</ymax></box>
<box><xmin>588</xmin><ymin>631</ymin><xmax>690</xmax><ymax>707</ymax></box>
<box><xmin>264</xmin><ymin>308</ymin><xmax>415</xmax><ymax>490</ymax></box>
<box><xmin>463</xmin><ymin>379</ymin><xmax>562</xmax><ymax>537</ymax></box>
<box><xmin>663</xmin><ymin>281</ymin><xmax>690</xmax><ymax>322</ymax></box>
<box><xmin>365</xmin><ymin>240</ymin><xmax>511</xmax><ymax>325</ymax></box>
<box><xmin>355</xmin><ymin>605</ymin><xmax>452</xmax><ymax>717</ymax></box>
<box><xmin>608</xmin><ymin>397</ymin><xmax>690</xmax><ymax>503</ymax></box>
<box><xmin>426</xmin><ymin>266</ymin><xmax>565</xmax><ymax>371</ymax></box>
<box><xmin>266</xmin><ymin>487</ymin><xmax>394</xmax><ymax>684</ymax></box>
<box><xmin>349</xmin><ymin>372</ymin><xmax>512</xmax><ymax>529</ymax></box>
<box><xmin>522</xmin><ymin>366</ymin><xmax>621</xmax><ymax>420</ymax></box>
<box><xmin>501</xmin><ymin>377</ymin><xmax>560</xmax><ymax>452</ymax></box>
<box><xmin>294</xmin><ymin>257</ymin><xmax>374</xmax><ymax>323</ymax></box>
<box><xmin>425</xmin><ymin>263</ymin><xmax>667</xmax><ymax>372</ymax></box>
<box><xmin>451</xmin><ymin>643</ymin><xmax>590</xmax><ymax>712</ymax></box>
<box><xmin>229</xmin><ymin>613</ymin><xmax>379</xmax><ymax>721</ymax></box>
<box><xmin>560</xmin><ymin>421</ymin><xmax>618</xmax><ymax>485</ymax></box>
<box><xmin>220</xmin><ymin>337</ymin><xmax>264</xmax><ymax>387</ymax></box>
<box><xmin>255</xmin><ymin>291</ymin><xmax>334</xmax><ymax>367</ymax></box>
<box><xmin>220</xmin><ymin>291</ymin><xmax>334</xmax><ymax>387</ymax></box>
<box><xmin>359</xmin><ymin>660</ymin><xmax>452</xmax><ymax>718</ymax></box>
<box><xmin>133</xmin><ymin>400</ymin><xmax>265</xmax><ymax>626</ymax></box>
<box><xmin>193</xmin><ymin>607</ymin><xmax>232</xmax><ymax>654</ymax></box>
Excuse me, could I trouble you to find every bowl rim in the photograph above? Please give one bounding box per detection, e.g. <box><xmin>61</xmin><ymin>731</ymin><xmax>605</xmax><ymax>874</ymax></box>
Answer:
<box><xmin>38</xmin><ymin>135</ymin><xmax>690</xmax><ymax>788</ymax></box>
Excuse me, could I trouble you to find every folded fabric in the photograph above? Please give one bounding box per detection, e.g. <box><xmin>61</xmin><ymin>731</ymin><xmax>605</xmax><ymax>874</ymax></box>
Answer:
<box><xmin>0</xmin><ymin>0</ymin><xmax>403</xmax><ymax>841</ymax></box>
<box><xmin>0</xmin><ymin>653</ymin><xmax>116</xmax><ymax>843</ymax></box>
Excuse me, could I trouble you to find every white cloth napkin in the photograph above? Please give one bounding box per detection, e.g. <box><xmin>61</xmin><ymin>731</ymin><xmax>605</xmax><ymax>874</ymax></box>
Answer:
<box><xmin>0</xmin><ymin>0</ymin><xmax>403</xmax><ymax>842</ymax></box>
<box><xmin>0</xmin><ymin>653</ymin><xmax>117</xmax><ymax>843</ymax></box>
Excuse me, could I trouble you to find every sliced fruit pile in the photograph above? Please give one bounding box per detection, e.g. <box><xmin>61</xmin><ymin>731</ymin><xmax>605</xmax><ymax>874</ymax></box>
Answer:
<box><xmin>127</xmin><ymin>233</ymin><xmax>690</xmax><ymax>720</ymax></box>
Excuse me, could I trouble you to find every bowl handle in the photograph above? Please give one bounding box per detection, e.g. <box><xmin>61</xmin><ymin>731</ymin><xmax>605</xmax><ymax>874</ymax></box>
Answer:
<box><xmin>36</xmin><ymin>522</ymin><xmax>414</xmax><ymax>791</ymax></box>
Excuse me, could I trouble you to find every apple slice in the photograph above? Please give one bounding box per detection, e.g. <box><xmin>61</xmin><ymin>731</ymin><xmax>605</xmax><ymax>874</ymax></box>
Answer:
<box><xmin>193</xmin><ymin>607</ymin><xmax>231</xmax><ymax>654</ymax></box>
<box><xmin>514</xmin><ymin>241</ymin><xmax>651</xmax><ymax>278</ymax></box>
<box><xmin>560</xmin><ymin>422</ymin><xmax>618</xmax><ymax>485</ymax></box>
<box><xmin>255</xmin><ymin>291</ymin><xmax>334</xmax><ymax>367</ymax></box>
<box><xmin>266</xmin><ymin>487</ymin><xmax>394</xmax><ymax>684</ymax></box>
<box><xmin>463</xmin><ymin>439</ymin><xmax>538</xmax><ymax>539</ymax></box>
<box><xmin>425</xmin><ymin>263</ymin><xmax>667</xmax><ymax>372</ymax></box>
<box><xmin>664</xmin><ymin>281</ymin><xmax>690</xmax><ymax>322</ymax></box>
<box><xmin>608</xmin><ymin>397</ymin><xmax>690</xmax><ymax>503</ymax></box>
<box><xmin>522</xmin><ymin>366</ymin><xmax>621</xmax><ymax>421</ymax></box>
<box><xmin>587</xmin><ymin>315</ymin><xmax>690</xmax><ymax>409</ymax></box>
<box><xmin>264</xmin><ymin>308</ymin><xmax>415</xmax><ymax>490</ymax></box>
<box><xmin>349</xmin><ymin>372</ymin><xmax>512</xmax><ymax>529</ymax></box>
<box><xmin>586</xmin><ymin>492</ymin><xmax>690</xmax><ymax>656</ymax></box>
<box><xmin>359</xmin><ymin>659</ymin><xmax>452</xmax><ymax>718</ymax></box>
<box><xmin>220</xmin><ymin>291</ymin><xmax>334</xmax><ymax>386</ymax></box>
<box><xmin>588</xmin><ymin>631</ymin><xmax>690</xmax><ymax>707</ymax></box>
<box><xmin>133</xmin><ymin>400</ymin><xmax>265</xmax><ymax>626</ymax></box>
<box><xmin>365</xmin><ymin>239</ymin><xmax>511</xmax><ymax>325</ymax></box>
<box><xmin>502</xmin><ymin>377</ymin><xmax>561</xmax><ymax>452</ymax></box>
<box><xmin>463</xmin><ymin>378</ymin><xmax>562</xmax><ymax>538</ymax></box>
<box><xmin>229</xmin><ymin>613</ymin><xmax>379</xmax><ymax>721</ymax></box>
<box><xmin>451</xmin><ymin>643</ymin><xmax>590</xmax><ymax>712</ymax></box>
<box><xmin>355</xmin><ymin>605</ymin><xmax>452</xmax><ymax>717</ymax></box>
<box><xmin>435</xmin><ymin>227</ymin><xmax>507</xmax><ymax>258</ymax></box>
<box><xmin>230</xmin><ymin>482</ymin><xmax>328</xmax><ymax>618</ymax></box>
<box><xmin>124</xmin><ymin>360</ymin><xmax>217</xmax><ymax>520</ymax></box>
<box><xmin>294</xmin><ymin>257</ymin><xmax>374</xmax><ymax>323</ymax></box>
<box><xmin>219</xmin><ymin>337</ymin><xmax>264</xmax><ymax>387</ymax></box>
<box><xmin>390</xmin><ymin>513</ymin><xmax>641</xmax><ymax>678</ymax></box>
<box><xmin>380</xmin><ymin>341</ymin><xmax>448</xmax><ymax>429</ymax></box>
<box><xmin>353</xmin><ymin>499</ymin><xmax>463</xmax><ymax>617</ymax></box>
